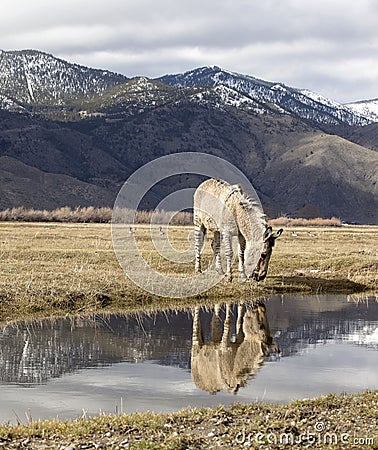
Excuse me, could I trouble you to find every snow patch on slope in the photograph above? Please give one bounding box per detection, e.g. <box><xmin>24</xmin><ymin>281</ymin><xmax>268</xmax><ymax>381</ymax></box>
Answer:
<box><xmin>0</xmin><ymin>96</ymin><xmax>25</xmax><ymax>112</ymax></box>
<box><xmin>190</xmin><ymin>85</ymin><xmax>270</xmax><ymax>114</ymax></box>
<box><xmin>346</xmin><ymin>99</ymin><xmax>378</xmax><ymax>123</ymax></box>
<box><xmin>300</xmin><ymin>89</ymin><xmax>343</xmax><ymax>109</ymax></box>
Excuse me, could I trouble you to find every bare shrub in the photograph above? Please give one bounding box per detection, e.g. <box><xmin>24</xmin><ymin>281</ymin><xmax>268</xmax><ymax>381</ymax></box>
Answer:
<box><xmin>1</xmin><ymin>207</ymin><xmax>341</xmax><ymax>227</ymax></box>
<box><xmin>269</xmin><ymin>216</ymin><xmax>342</xmax><ymax>227</ymax></box>
<box><xmin>0</xmin><ymin>206</ymin><xmax>192</xmax><ymax>224</ymax></box>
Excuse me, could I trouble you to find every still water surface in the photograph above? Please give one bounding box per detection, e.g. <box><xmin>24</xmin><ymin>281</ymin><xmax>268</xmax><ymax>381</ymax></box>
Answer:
<box><xmin>0</xmin><ymin>294</ymin><xmax>377</xmax><ymax>424</ymax></box>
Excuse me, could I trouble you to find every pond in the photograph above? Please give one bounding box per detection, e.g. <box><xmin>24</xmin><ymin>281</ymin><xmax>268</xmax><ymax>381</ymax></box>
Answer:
<box><xmin>0</xmin><ymin>294</ymin><xmax>377</xmax><ymax>424</ymax></box>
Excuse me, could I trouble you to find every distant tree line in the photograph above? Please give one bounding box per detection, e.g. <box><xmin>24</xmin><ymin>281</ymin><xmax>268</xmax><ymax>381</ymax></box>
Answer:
<box><xmin>269</xmin><ymin>216</ymin><xmax>342</xmax><ymax>227</ymax></box>
<box><xmin>0</xmin><ymin>207</ymin><xmax>342</xmax><ymax>226</ymax></box>
<box><xmin>0</xmin><ymin>206</ymin><xmax>193</xmax><ymax>225</ymax></box>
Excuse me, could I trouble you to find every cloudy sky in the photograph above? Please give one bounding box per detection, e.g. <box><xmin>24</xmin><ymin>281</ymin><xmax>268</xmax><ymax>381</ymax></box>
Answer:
<box><xmin>1</xmin><ymin>0</ymin><xmax>377</xmax><ymax>103</ymax></box>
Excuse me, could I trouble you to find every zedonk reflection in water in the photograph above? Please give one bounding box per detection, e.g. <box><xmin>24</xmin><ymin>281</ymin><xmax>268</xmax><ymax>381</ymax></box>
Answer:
<box><xmin>191</xmin><ymin>301</ymin><xmax>279</xmax><ymax>394</ymax></box>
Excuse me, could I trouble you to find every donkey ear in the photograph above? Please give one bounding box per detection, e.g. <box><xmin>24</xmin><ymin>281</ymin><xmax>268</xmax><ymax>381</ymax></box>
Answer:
<box><xmin>273</xmin><ymin>228</ymin><xmax>283</xmax><ymax>239</ymax></box>
<box><xmin>263</xmin><ymin>226</ymin><xmax>272</xmax><ymax>241</ymax></box>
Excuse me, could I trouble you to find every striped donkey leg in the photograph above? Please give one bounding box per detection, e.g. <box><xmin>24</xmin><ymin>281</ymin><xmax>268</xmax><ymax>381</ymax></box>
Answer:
<box><xmin>222</xmin><ymin>231</ymin><xmax>233</xmax><ymax>282</ymax></box>
<box><xmin>194</xmin><ymin>224</ymin><xmax>206</xmax><ymax>273</ymax></box>
<box><xmin>211</xmin><ymin>231</ymin><xmax>223</xmax><ymax>274</ymax></box>
<box><xmin>192</xmin><ymin>306</ymin><xmax>203</xmax><ymax>347</ymax></box>
<box><xmin>238</xmin><ymin>233</ymin><xmax>247</xmax><ymax>282</ymax></box>
<box><xmin>221</xmin><ymin>303</ymin><xmax>232</xmax><ymax>347</ymax></box>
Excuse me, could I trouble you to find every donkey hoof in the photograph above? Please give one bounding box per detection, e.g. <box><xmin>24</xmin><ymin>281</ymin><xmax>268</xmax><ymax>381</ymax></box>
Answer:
<box><xmin>238</xmin><ymin>273</ymin><xmax>247</xmax><ymax>283</ymax></box>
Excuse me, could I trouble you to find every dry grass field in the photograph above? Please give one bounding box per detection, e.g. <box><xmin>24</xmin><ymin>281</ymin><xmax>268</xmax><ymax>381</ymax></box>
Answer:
<box><xmin>0</xmin><ymin>222</ymin><xmax>377</xmax><ymax>448</ymax></box>
<box><xmin>0</xmin><ymin>222</ymin><xmax>377</xmax><ymax>324</ymax></box>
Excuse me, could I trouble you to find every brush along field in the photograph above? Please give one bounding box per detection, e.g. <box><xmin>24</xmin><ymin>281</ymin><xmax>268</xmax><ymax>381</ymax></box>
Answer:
<box><xmin>0</xmin><ymin>222</ymin><xmax>377</xmax><ymax>324</ymax></box>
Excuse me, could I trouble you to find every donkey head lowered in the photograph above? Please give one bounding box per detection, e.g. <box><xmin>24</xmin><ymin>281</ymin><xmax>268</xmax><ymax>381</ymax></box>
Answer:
<box><xmin>251</xmin><ymin>227</ymin><xmax>283</xmax><ymax>281</ymax></box>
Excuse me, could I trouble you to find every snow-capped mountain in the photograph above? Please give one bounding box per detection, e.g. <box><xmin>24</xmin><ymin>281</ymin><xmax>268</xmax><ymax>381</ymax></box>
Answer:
<box><xmin>1</xmin><ymin>51</ymin><xmax>377</xmax><ymax>223</ymax></box>
<box><xmin>346</xmin><ymin>99</ymin><xmax>378</xmax><ymax>123</ymax></box>
<box><xmin>0</xmin><ymin>50</ymin><xmax>128</xmax><ymax>105</ymax></box>
<box><xmin>0</xmin><ymin>51</ymin><xmax>376</xmax><ymax>127</ymax></box>
<box><xmin>157</xmin><ymin>66</ymin><xmax>372</xmax><ymax>126</ymax></box>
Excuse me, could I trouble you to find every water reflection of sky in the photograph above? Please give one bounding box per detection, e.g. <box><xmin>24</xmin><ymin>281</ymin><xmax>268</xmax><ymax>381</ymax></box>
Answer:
<box><xmin>0</xmin><ymin>294</ymin><xmax>377</xmax><ymax>424</ymax></box>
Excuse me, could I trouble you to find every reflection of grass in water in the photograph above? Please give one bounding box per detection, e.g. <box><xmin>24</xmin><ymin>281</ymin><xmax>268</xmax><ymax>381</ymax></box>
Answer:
<box><xmin>0</xmin><ymin>222</ymin><xmax>377</xmax><ymax>323</ymax></box>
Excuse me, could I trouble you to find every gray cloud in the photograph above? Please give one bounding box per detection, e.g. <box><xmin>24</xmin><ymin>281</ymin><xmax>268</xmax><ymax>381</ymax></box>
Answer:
<box><xmin>1</xmin><ymin>0</ymin><xmax>377</xmax><ymax>102</ymax></box>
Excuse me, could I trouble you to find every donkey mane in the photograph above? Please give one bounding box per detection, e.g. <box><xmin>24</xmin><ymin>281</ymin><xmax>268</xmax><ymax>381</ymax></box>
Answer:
<box><xmin>231</xmin><ymin>183</ymin><xmax>266</xmax><ymax>224</ymax></box>
<box><xmin>210</xmin><ymin>178</ymin><xmax>266</xmax><ymax>230</ymax></box>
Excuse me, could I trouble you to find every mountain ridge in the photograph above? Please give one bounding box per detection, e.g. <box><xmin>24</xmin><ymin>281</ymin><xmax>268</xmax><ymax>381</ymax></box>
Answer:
<box><xmin>0</xmin><ymin>50</ymin><xmax>377</xmax><ymax>223</ymax></box>
<box><xmin>157</xmin><ymin>65</ymin><xmax>373</xmax><ymax>126</ymax></box>
<box><xmin>0</xmin><ymin>50</ymin><xmax>376</xmax><ymax>125</ymax></box>
<box><xmin>0</xmin><ymin>49</ymin><xmax>128</xmax><ymax>106</ymax></box>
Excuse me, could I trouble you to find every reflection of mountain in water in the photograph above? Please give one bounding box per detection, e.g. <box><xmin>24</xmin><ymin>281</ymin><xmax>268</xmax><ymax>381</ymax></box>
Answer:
<box><xmin>0</xmin><ymin>313</ymin><xmax>193</xmax><ymax>385</ymax></box>
<box><xmin>345</xmin><ymin>325</ymin><xmax>378</xmax><ymax>349</ymax></box>
<box><xmin>274</xmin><ymin>321</ymin><xmax>378</xmax><ymax>356</ymax></box>
<box><xmin>267</xmin><ymin>295</ymin><xmax>378</xmax><ymax>356</ymax></box>
<box><xmin>0</xmin><ymin>294</ymin><xmax>377</xmax><ymax>386</ymax></box>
